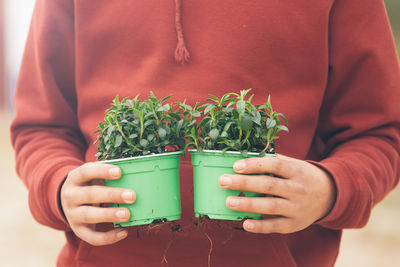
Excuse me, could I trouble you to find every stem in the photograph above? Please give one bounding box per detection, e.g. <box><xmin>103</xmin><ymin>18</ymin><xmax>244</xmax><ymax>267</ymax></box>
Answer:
<box><xmin>238</xmin><ymin>114</ymin><xmax>242</xmax><ymax>141</ymax></box>
<box><xmin>115</xmin><ymin>120</ymin><xmax>142</xmax><ymax>152</ymax></box>
<box><xmin>241</xmin><ymin>130</ymin><xmax>251</xmax><ymax>146</ymax></box>
<box><xmin>140</xmin><ymin>115</ymin><xmax>144</xmax><ymax>139</ymax></box>
<box><xmin>262</xmin><ymin>139</ymin><xmax>271</xmax><ymax>153</ymax></box>
<box><xmin>152</xmin><ymin>106</ymin><xmax>160</xmax><ymax>127</ymax></box>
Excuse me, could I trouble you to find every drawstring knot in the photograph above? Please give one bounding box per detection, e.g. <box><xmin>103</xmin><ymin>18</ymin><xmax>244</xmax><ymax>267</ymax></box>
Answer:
<box><xmin>174</xmin><ymin>0</ymin><xmax>190</xmax><ymax>64</ymax></box>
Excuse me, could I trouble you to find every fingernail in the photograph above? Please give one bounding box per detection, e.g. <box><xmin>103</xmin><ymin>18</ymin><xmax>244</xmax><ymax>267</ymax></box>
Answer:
<box><xmin>122</xmin><ymin>191</ymin><xmax>134</xmax><ymax>202</ymax></box>
<box><xmin>234</xmin><ymin>161</ymin><xmax>245</xmax><ymax>172</ymax></box>
<box><xmin>228</xmin><ymin>198</ymin><xmax>240</xmax><ymax>207</ymax></box>
<box><xmin>109</xmin><ymin>167</ymin><xmax>120</xmax><ymax>178</ymax></box>
<box><xmin>117</xmin><ymin>230</ymin><xmax>127</xmax><ymax>239</ymax></box>
<box><xmin>116</xmin><ymin>209</ymin><xmax>127</xmax><ymax>219</ymax></box>
<box><xmin>245</xmin><ymin>221</ymin><xmax>255</xmax><ymax>230</ymax></box>
<box><xmin>219</xmin><ymin>176</ymin><xmax>232</xmax><ymax>187</ymax></box>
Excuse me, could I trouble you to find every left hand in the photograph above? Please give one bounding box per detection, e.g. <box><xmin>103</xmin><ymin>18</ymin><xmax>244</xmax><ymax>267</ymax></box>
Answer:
<box><xmin>218</xmin><ymin>154</ymin><xmax>336</xmax><ymax>234</ymax></box>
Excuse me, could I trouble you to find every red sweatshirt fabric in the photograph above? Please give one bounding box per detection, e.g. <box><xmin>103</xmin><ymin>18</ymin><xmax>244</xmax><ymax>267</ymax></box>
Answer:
<box><xmin>11</xmin><ymin>0</ymin><xmax>400</xmax><ymax>266</ymax></box>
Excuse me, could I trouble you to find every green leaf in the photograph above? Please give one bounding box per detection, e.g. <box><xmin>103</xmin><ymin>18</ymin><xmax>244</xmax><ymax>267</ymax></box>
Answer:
<box><xmin>107</xmin><ymin>126</ymin><xmax>115</xmax><ymax>136</ymax></box>
<box><xmin>115</xmin><ymin>135</ymin><xmax>123</xmax><ymax>147</ymax></box>
<box><xmin>176</xmin><ymin>119</ymin><xmax>184</xmax><ymax>134</ymax></box>
<box><xmin>147</xmin><ymin>134</ymin><xmax>155</xmax><ymax>141</ymax></box>
<box><xmin>223</xmin><ymin>121</ymin><xmax>233</xmax><ymax>132</ymax></box>
<box><xmin>160</xmin><ymin>95</ymin><xmax>172</xmax><ymax>104</ymax></box>
<box><xmin>159</xmin><ymin>128</ymin><xmax>167</xmax><ymax>139</ymax></box>
<box><xmin>266</xmin><ymin>118</ymin><xmax>276</xmax><ymax>129</ymax></box>
<box><xmin>240</xmin><ymin>114</ymin><xmax>253</xmax><ymax>131</ymax></box>
<box><xmin>193</xmin><ymin>111</ymin><xmax>201</xmax><ymax>117</ymax></box>
<box><xmin>157</xmin><ymin>104</ymin><xmax>170</xmax><ymax>112</ymax></box>
<box><xmin>204</xmin><ymin>104</ymin><xmax>214</xmax><ymax>115</ymax></box>
<box><xmin>140</xmin><ymin>139</ymin><xmax>149</xmax><ymax>148</ymax></box>
<box><xmin>143</xmin><ymin>120</ymin><xmax>155</xmax><ymax>129</ymax></box>
<box><xmin>252</xmin><ymin>111</ymin><xmax>261</xmax><ymax>126</ymax></box>
<box><xmin>209</xmin><ymin>128</ymin><xmax>219</xmax><ymax>141</ymax></box>
<box><xmin>277</xmin><ymin>125</ymin><xmax>289</xmax><ymax>132</ymax></box>
<box><xmin>277</xmin><ymin>113</ymin><xmax>289</xmax><ymax>124</ymax></box>
<box><xmin>237</xmin><ymin>100</ymin><xmax>245</xmax><ymax>115</ymax></box>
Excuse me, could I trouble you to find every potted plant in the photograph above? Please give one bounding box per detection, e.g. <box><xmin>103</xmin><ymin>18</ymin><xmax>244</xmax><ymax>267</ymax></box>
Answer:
<box><xmin>94</xmin><ymin>92</ymin><xmax>186</xmax><ymax>227</ymax></box>
<box><xmin>179</xmin><ymin>89</ymin><xmax>289</xmax><ymax>221</ymax></box>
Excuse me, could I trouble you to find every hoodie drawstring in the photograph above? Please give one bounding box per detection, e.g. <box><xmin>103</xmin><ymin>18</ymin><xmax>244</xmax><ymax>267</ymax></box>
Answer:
<box><xmin>174</xmin><ymin>0</ymin><xmax>190</xmax><ymax>64</ymax></box>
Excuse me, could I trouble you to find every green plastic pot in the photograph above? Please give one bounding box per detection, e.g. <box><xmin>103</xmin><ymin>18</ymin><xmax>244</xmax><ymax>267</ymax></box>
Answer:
<box><xmin>102</xmin><ymin>151</ymin><xmax>182</xmax><ymax>227</ymax></box>
<box><xmin>190</xmin><ymin>149</ymin><xmax>275</xmax><ymax>221</ymax></box>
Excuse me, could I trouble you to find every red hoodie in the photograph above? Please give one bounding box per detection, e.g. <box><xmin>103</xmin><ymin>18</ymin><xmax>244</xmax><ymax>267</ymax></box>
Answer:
<box><xmin>11</xmin><ymin>0</ymin><xmax>400</xmax><ymax>266</ymax></box>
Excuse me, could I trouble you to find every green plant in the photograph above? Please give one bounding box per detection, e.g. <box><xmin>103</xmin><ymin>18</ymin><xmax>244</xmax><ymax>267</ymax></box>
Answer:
<box><xmin>94</xmin><ymin>93</ymin><xmax>186</xmax><ymax>160</ymax></box>
<box><xmin>180</xmin><ymin>89</ymin><xmax>288</xmax><ymax>156</ymax></box>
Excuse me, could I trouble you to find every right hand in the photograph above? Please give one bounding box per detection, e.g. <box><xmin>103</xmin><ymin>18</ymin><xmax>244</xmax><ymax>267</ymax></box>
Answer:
<box><xmin>61</xmin><ymin>162</ymin><xmax>136</xmax><ymax>246</ymax></box>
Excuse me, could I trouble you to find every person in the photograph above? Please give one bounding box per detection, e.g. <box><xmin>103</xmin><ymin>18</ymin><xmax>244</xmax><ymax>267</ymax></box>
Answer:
<box><xmin>10</xmin><ymin>0</ymin><xmax>400</xmax><ymax>266</ymax></box>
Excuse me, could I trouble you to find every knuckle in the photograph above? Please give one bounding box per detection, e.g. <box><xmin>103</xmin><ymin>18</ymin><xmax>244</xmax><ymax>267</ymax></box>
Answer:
<box><xmin>76</xmin><ymin>165</ymin><xmax>86</xmax><ymax>178</ymax></box>
<box><xmin>292</xmin><ymin>182</ymin><xmax>307</xmax><ymax>196</ymax></box>
<box><xmin>261</xmin><ymin>178</ymin><xmax>276</xmax><ymax>194</ymax></box>
<box><xmin>68</xmin><ymin>168</ymin><xmax>77</xmax><ymax>179</ymax></box>
<box><xmin>83</xmin><ymin>162</ymin><xmax>95</xmax><ymax>168</ymax></box>
<box><xmin>293</xmin><ymin>163</ymin><xmax>304</xmax><ymax>176</ymax></box>
<box><xmin>269</xmin><ymin>219</ymin><xmax>288</xmax><ymax>234</ymax></box>
<box><xmin>78</xmin><ymin>162</ymin><xmax>96</xmax><ymax>178</ymax></box>
<box><xmin>61</xmin><ymin>187</ymin><xmax>74</xmax><ymax>201</ymax></box>
<box><xmin>103</xmin><ymin>188</ymin><xmax>121</xmax><ymax>203</ymax></box>
<box><xmin>237</xmin><ymin>176</ymin><xmax>248</xmax><ymax>190</ymax></box>
<box><xmin>96</xmin><ymin>234</ymin><xmax>113</xmax><ymax>246</ymax></box>
<box><xmin>268</xmin><ymin>199</ymin><xmax>279</xmax><ymax>214</ymax></box>
<box><xmin>86</xmin><ymin>233</ymin><xmax>105</xmax><ymax>246</ymax></box>
<box><xmin>265</xmin><ymin>220</ymin><xmax>279</xmax><ymax>233</ymax></box>
<box><xmin>244</xmin><ymin>198</ymin><xmax>254</xmax><ymax>211</ymax></box>
<box><xmin>280</xmin><ymin>221</ymin><xmax>295</xmax><ymax>234</ymax></box>
<box><xmin>81</xmin><ymin>208</ymin><xmax>92</xmax><ymax>224</ymax></box>
<box><xmin>271</xmin><ymin>158</ymin><xmax>283</xmax><ymax>173</ymax></box>
<box><xmin>108</xmin><ymin>189</ymin><xmax>120</xmax><ymax>202</ymax></box>
<box><xmin>85</xmin><ymin>187</ymin><xmax>97</xmax><ymax>203</ymax></box>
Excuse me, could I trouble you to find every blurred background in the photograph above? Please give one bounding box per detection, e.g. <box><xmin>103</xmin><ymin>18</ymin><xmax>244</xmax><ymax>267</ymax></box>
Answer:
<box><xmin>0</xmin><ymin>1</ymin><xmax>399</xmax><ymax>266</ymax></box>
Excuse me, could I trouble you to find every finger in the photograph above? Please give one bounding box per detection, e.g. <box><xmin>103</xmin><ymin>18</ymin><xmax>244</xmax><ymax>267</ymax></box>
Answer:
<box><xmin>69</xmin><ymin>162</ymin><xmax>121</xmax><ymax>184</ymax></box>
<box><xmin>233</xmin><ymin>154</ymin><xmax>302</xmax><ymax>178</ymax></box>
<box><xmin>71</xmin><ymin>185</ymin><xmax>136</xmax><ymax>205</ymax></box>
<box><xmin>219</xmin><ymin>174</ymin><xmax>293</xmax><ymax>197</ymax></box>
<box><xmin>72</xmin><ymin>206</ymin><xmax>131</xmax><ymax>224</ymax></box>
<box><xmin>243</xmin><ymin>217</ymin><xmax>295</xmax><ymax>234</ymax></box>
<box><xmin>226</xmin><ymin>196</ymin><xmax>294</xmax><ymax>216</ymax></box>
<box><xmin>76</xmin><ymin>225</ymin><xmax>128</xmax><ymax>246</ymax></box>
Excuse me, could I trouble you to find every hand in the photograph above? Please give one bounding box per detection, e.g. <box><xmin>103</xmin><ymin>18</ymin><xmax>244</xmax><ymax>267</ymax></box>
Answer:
<box><xmin>218</xmin><ymin>154</ymin><xmax>336</xmax><ymax>234</ymax></box>
<box><xmin>61</xmin><ymin>163</ymin><xmax>136</xmax><ymax>246</ymax></box>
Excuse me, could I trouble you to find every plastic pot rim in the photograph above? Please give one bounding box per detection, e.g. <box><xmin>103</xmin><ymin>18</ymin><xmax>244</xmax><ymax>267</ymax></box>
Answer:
<box><xmin>188</xmin><ymin>149</ymin><xmax>276</xmax><ymax>157</ymax></box>
<box><xmin>98</xmin><ymin>150</ymin><xmax>183</xmax><ymax>164</ymax></box>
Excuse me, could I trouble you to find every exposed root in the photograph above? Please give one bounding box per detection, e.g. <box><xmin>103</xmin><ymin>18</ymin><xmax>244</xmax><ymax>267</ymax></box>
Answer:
<box><xmin>221</xmin><ymin>232</ymin><xmax>233</xmax><ymax>245</ymax></box>
<box><xmin>204</xmin><ymin>232</ymin><xmax>213</xmax><ymax>267</ymax></box>
<box><xmin>144</xmin><ymin>218</ymin><xmax>168</xmax><ymax>233</ymax></box>
<box><xmin>161</xmin><ymin>239</ymin><xmax>174</xmax><ymax>265</ymax></box>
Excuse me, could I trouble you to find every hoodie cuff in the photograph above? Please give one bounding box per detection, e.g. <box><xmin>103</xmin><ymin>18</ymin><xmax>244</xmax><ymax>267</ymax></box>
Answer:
<box><xmin>308</xmin><ymin>158</ymin><xmax>363</xmax><ymax>229</ymax></box>
<box><xmin>49</xmin><ymin>164</ymin><xmax>81</xmax><ymax>230</ymax></box>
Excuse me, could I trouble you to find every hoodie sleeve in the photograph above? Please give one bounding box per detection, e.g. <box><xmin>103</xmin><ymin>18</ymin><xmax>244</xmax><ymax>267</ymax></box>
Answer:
<box><xmin>313</xmin><ymin>0</ymin><xmax>400</xmax><ymax>229</ymax></box>
<box><xmin>10</xmin><ymin>0</ymin><xmax>86</xmax><ymax>231</ymax></box>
